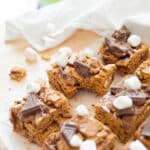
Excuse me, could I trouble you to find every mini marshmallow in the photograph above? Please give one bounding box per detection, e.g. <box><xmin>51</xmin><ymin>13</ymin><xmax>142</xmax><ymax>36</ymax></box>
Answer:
<box><xmin>124</xmin><ymin>76</ymin><xmax>141</xmax><ymax>90</ymax></box>
<box><xmin>127</xmin><ymin>34</ymin><xmax>141</xmax><ymax>47</ymax></box>
<box><xmin>70</xmin><ymin>135</ymin><xmax>83</xmax><ymax>147</ymax></box>
<box><xmin>75</xmin><ymin>105</ymin><xmax>89</xmax><ymax>116</ymax></box>
<box><xmin>68</xmin><ymin>54</ymin><xmax>77</xmax><ymax>64</ymax></box>
<box><xmin>113</xmin><ymin>96</ymin><xmax>133</xmax><ymax>110</ymax></box>
<box><xmin>79</xmin><ymin>48</ymin><xmax>96</xmax><ymax>58</ymax></box>
<box><xmin>26</xmin><ymin>82</ymin><xmax>41</xmax><ymax>93</ymax></box>
<box><xmin>58</xmin><ymin>47</ymin><xmax>73</xmax><ymax>56</ymax></box>
<box><xmin>24</xmin><ymin>47</ymin><xmax>38</xmax><ymax>62</ymax></box>
<box><xmin>129</xmin><ymin>140</ymin><xmax>147</xmax><ymax>150</ymax></box>
<box><xmin>80</xmin><ymin>140</ymin><xmax>96</xmax><ymax>150</ymax></box>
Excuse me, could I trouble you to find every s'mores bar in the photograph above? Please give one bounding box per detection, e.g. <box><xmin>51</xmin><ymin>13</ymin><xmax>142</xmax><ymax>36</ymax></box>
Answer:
<box><xmin>100</xmin><ymin>26</ymin><xmax>148</xmax><ymax>75</ymax></box>
<box><xmin>47</xmin><ymin>47</ymin><xmax>116</xmax><ymax>98</ymax></box>
<box><xmin>94</xmin><ymin>75</ymin><xmax>150</xmax><ymax>143</ymax></box>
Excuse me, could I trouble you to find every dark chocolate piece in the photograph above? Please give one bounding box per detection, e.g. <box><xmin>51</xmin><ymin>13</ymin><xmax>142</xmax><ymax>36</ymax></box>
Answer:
<box><xmin>110</xmin><ymin>86</ymin><xmax>123</xmax><ymax>95</ymax></box>
<box><xmin>112</xmin><ymin>25</ymin><xmax>131</xmax><ymax>42</ymax></box>
<box><xmin>105</xmin><ymin>37</ymin><xmax>132</xmax><ymax>59</ymax></box>
<box><xmin>22</xmin><ymin>94</ymin><xmax>42</xmax><ymax>117</ymax></box>
<box><xmin>130</xmin><ymin>96</ymin><xmax>146</xmax><ymax>106</ymax></box>
<box><xmin>61</xmin><ymin>121</ymin><xmax>77</xmax><ymax>144</ymax></box>
<box><xmin>74</xmin><ymin>60</ymin><xmax>90</xmax><ymax>77</ymax></box>
<box><xmin>116</xmin><ymin>107</ymin><xmax>135</xmax><ymax>117</ymax></box>
<box><xmin>141</xmin><ymin>118</ymin><xmax>150</xmax><ymax>137</ymax></box>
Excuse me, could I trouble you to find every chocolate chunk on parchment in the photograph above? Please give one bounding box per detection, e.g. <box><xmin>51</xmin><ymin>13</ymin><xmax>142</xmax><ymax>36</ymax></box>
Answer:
<box><xmin>22</xmin><ymin>93</ymin><xmax>42</xmax><ymax>117</ymax></box>
<box><xmin>112</xmin><ymin>25</ymin><xmax>131</xmax><ymax>42</ymax></box>
<box><xmin>74</xmin><ymin>60</ymin><xmax>90</xmax><ymax>77</ymax></box>
<box><xmin>110</xmin><ymin>86</ymin><xmax>123</xmax><ymax>95</ymax></box>
<box><xmin>141</xmin><ymin>118</ymin><xmax>150</xmax><ymax>137</ymax></box>
<box><xmin>61</xmin><ymin>121</ymin><xmax>77</xmax><ymax>144</ymax></box>
<box><xmin>105</xmin><ymin>37</ymin><xmax>132</xmax><ymax>59</ymax></box>
<box><xmin>116</xmin><ymin>107</ymin><xmax>135</xmax><ymax>117</ymax></box>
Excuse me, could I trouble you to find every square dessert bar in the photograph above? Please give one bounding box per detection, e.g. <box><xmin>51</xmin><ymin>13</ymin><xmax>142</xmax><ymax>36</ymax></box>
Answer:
<box><xmin>136</xmin><ymin>60</ymin><xmax>150</xmax><ymax>84</ymax></box>
<box><xmin>94</xmin><ymin>76</ymin><xmax>150</xmax><ymax>143</ymax></box>
<box><xmin>10</xmin><ymin>86</ymin><xmax>72</xmax><ymax>145</ymax></box>
<box><xmin>100</xmin><ymin>26</ymin><xmax>148</xmax><ymax>75</ymax></box>
<box><xmin>47</xmin><ymin>54</ymin><xmax>116</xmax><ymax>98</ymax></box>
<box><xmin>135</xmin><ymin>117</ymin><xmax>150</xmax><ymax>149</ymax></box>
<box><xmin>43</xmin><ymin>116</ymin><xmax>116</xmax><ymax>150</ymax></box>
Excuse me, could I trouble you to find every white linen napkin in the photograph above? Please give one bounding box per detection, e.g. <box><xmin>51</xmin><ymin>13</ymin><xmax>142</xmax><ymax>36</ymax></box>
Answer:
<box><xmin>5</xmin><ymin>0</ymin><xmax>150</xmax><ymax>51</ymax></box>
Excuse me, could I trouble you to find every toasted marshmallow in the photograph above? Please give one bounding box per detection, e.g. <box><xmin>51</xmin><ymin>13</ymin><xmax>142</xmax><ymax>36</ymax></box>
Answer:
<box><xmin>26</xmin><ymin>82</ymin><xmax>41</xmax><ymax>93</ymax></box>
<box><xmin>113</xmin><ymin>96</ymin><xmax>133</xmax><ymax>110</ymax></box>
<box><xmin>80</xmin><ymin>140</ymin><xmax>96</xmax><ymax>150</ymax></box>
<box><xmin>127</xmin><ymin>34</ymin><xmax>141</xmax><ymax>47</ymax></box>
<box><xmin>70</xmin><ymin>135</ymin><xmax>83</xmax><ymax>147</ymax></box>
<box><xmin>24</xmin><ymin>47</ymin><xmax>38</xmax><ymax>62</ymax></box>
<box><xmin>76</xmin><ymin>105</ymin><xmax>89</xmax><ymax>116</ymax></box>
<box><xmin>129</xmin><ymin>140</ymin><xmax>147</xmax><ymax>150</ymax></box>
<box><xmin>124</xmin><ymin>76</ymin><xmax>141</xmax><ymax>90</ymax></box>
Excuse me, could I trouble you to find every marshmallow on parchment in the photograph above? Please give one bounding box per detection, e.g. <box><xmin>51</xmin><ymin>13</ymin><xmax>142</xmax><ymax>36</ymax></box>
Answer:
<box><xmin>129</xmin><ymin>140</ymin><xmax>147</xmax><ymax>150</ymax></box>
<box><xmin>127</xmin><ymin>34</ymin><xmax>141</xmax><ymax>47</ymax></box>
<box><xmin>113</xmin><ymin>96</ymin><xmax>133</xmax><ymax>110</ymax></box>
<box><xmin>80</xmin><ymin>140</ymin><xmax>96</xmax><ymax>150</ymax></box>
<box><xmin>26</xmin><ymin>82</ymin><xmax>41</xmax><ymax>93</ymax></box>
<box><xmin>75</xmin><ymin>105</ymin><xmax>89</xmax><ymax>116</ymax></box>
<box><xmin>24</xmin><ymin>47</ymin><xmax>38</xmax><ymax>62</ymax></box>
<box><xmin>70</xmin><ymin>135</ymin><xmax>83</xmax><ymax>147</ymax></box>
<box><xmin>124</xmin><ymin>76</ymin><xmax>141</xmax><ymax>90</ymax></box>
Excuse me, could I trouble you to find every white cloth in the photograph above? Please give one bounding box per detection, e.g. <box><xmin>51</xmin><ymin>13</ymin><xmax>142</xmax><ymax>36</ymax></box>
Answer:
<box><xmin>5</xmin><ymin>0</ymin><xmax>150</xmax><ymax>51</ymax></box>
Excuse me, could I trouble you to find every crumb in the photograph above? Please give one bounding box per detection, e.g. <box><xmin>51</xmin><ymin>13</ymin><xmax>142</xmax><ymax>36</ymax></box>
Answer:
<box><xmin>9</xmin><ymin>66</ymin><xmax>26</xmax><ymax>81</ymax></box>
<box><xmin>41</xmin><ymin>53</ymin><xmax>51</xmax><ymax>61</ymax></box>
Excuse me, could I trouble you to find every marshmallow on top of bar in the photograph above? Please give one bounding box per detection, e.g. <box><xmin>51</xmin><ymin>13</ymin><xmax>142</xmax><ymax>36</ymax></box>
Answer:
<box><xmin>101</xmin><ymin>75</ymin><xmax>150</xmax><ymax>115</ymax></box>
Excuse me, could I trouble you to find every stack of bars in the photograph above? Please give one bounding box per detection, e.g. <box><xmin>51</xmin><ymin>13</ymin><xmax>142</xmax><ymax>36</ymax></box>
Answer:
<box><xmin>10</xmin><ymin>26</ymin><xmax>150</xmax><ymax>150</ymax></box>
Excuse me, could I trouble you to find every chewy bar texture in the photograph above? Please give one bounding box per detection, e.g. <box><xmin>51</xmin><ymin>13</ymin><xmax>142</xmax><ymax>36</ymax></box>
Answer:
<box><xmin>135</xmin><ymin>117</ymin><xmax>150</xmax><ymax>149</ymax></box>
<box><xmin>136</xmin><ymin>60</ymin><xmax>150</xmax><ymax>84</ymax></box>
<box><xmin>47</xmin><ymin>54</ymin><xmax>116</xmax><ymax>98</ymax></box>
<box><xmin>94</xmin><ymin>76</ymin><xmax>150</xmax><ymax>143</ymax></box>
<box><xmin>100</xmin><ymin>25</ymin><xmax>148</xmax><ymax>75</ymax></box>
<box><xmin>10</xmin><ymin>86</ymin><xmax>72</xmax><ymax>145</ymax></box>
<box><xmin>43</xmin><ymin>116</ymin><xmax>116</xmax><ymax>150</ymax></box>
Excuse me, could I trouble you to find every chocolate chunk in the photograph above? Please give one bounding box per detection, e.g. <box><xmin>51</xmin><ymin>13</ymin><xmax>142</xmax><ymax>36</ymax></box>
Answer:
<box><xmin>22</xmin><ymin>94</ymin><xmax>42</xmax><ymax>117</ymax></box>
<box><xmin>116</xmin><ymin>107</ymin><xmax>135</xmax><ymax>117</ymax></box>
<box><xmin>59</xmin><ymin>67</ymin><xmax>77</xmax><ymax>86</ymax></box>
<box><xmin>112</xmin><ymin>25</ymin><xmax>131</xmax><ymax>41</ymax></box>
<box><xmin>105</xmin><ymin>37</ymin><xmax>132</xmax><ymax>59</ymax></box>
<box><xmin>61</xmin><ymin>121</ymin><xmax>77</xmax><ymax>144</ymax></box>
<box><xmin>130</xmin><ymin>96</ymin><xmax>146</xmax><ymax>106</ymax></box>
<box><xmin>142</xmin><ymin>84</ymin><xmax>150</xmax><ymax>95</ymax></box>
<box><xmin>110</xmin><ymin>86</ymin><xmax>123</xmax><ymax>95</ymax></box>
<box><xmin>141</xmin><ymin>118</ymin><xmax>150</xmax><ymax>137</ymax></box>
<box><xmin>74</xmin><ymin>60</ymin><xmax>90</xmax><ymax>77</ymax></box>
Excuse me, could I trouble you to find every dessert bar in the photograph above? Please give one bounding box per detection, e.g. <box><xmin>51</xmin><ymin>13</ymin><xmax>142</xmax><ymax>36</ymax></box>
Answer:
<box><xmin>47</xmin><ymin>48</ymin><xmax>116</xmax><ymax>98</ymax></box>
<box><xmin>100</xmin><ymin>26</ymin><xmax>148</xmax><ymax>74</ymax></box>
<box><xmin>94</xmin><ymin>76</ymin><xmax>150</xmax><ymax>143</ymax></box>
<box><xmin>10</xmin><ymin>85</ymin><xmax>72</xmax><ymax>145</ymax></box>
